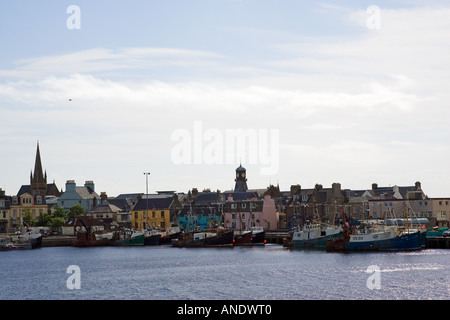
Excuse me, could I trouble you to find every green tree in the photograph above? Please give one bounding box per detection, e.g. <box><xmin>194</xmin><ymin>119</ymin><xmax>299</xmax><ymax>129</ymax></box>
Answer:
<box><xmin>37</xmin><ymin>212</ymin><xmax>52</xmax><ymax>227</ymax></box>
<box><xmin>68</xmin><ymin>204</ymin><xmax>85</xmax><ymax>220</ymax></box>
<box><xmin>49</xmin><ymin>217</ymin><xmax>65</xmax><ymax>230</ymax></box>
<box><xmin>52</xmin><ymin>206</ymin><xmax>67</xmax><ymax>219</ymax></box>
<box><xmin>22</xmin><ymin>208</ymin><xmax>36</xmax><ymax>227</ymax></box>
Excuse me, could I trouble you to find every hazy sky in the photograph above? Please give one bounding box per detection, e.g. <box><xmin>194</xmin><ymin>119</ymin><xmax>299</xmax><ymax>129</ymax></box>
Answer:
<box><xmin>1</xmin><ymin>1</ymin><xmax>450</xmax><ymax>197</ymax></box>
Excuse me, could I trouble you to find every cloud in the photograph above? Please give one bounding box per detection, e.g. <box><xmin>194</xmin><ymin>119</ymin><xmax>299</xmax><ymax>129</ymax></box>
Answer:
<box><xmin>1</xmin><ymin>5</ymin><xmax>450</xmax><ymax>196</ymax></box>
<box><xmin>0</xmin><ymin>47</ymin><xmax>227</xmax><ymax>80</ymax></box>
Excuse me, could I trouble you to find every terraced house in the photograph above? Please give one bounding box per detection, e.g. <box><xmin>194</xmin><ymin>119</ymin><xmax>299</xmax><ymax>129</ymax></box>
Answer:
<box><xmin>132</xmin><ymin>193</ymin><xmax>182</xmax><ymax>231</ymax></box>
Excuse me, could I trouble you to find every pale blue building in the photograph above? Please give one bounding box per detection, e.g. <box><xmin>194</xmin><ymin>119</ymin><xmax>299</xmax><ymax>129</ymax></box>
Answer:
<box><xmin>57</xmin><ymin>180</ymin><xmax>101</xmax><ymax>212</ymax></box>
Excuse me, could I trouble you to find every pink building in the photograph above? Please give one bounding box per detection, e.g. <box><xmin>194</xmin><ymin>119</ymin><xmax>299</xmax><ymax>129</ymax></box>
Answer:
<box><xmin>223</xmin><ymin>194</ymin><xmax>279</xmax><ymax>230</ymax></box>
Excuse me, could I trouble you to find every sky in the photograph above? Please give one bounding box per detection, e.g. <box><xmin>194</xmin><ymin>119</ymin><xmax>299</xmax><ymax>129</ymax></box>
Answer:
<box><xmin>1</xmin><ymin>1</ymin><xmax>450</xmax><ymax>198</ymax></box>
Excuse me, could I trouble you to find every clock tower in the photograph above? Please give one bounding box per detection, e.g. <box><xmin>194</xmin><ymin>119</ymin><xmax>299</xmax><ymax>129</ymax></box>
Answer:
<box><xmin>234</xmin><ymin>163</ymin><xmax>248</xmax><ymax>192</ymax></box>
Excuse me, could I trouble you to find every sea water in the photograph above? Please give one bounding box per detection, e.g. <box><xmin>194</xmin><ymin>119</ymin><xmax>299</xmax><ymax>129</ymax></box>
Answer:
<box><xmin>0</xmin><ymin>245</ymin><xmax>448</xmax><ymax>300</ymax></box>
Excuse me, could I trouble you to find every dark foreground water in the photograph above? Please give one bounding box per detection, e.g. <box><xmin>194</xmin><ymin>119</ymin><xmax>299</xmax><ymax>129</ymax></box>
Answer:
<box><xmin>0</xmin><ymin>245</ymin><xmax>448</xmax><ymax>300</ymax></box>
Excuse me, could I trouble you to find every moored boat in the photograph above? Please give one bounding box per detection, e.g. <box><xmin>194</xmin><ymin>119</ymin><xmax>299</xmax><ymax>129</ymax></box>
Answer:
<box><xmin>0</xmin><ymin>237</ymin><xmax>30</xmax><ymax>250</ymax></box>
<box><xmin>160</xmin><ymin>227</ymin><xmax>183</xmax><ymax>245</ymax></box>
<box><xmin>233</xmin><ymin>230</ymin><xmax>253</xmax><ymax>246</ymax></box>
<box><xmin>71</xmin><ymin>230</ymin><xmax>118</xmax><ymax>247</ymax></box>
<box><xmin>291</xmin><ymin>223</ymin><xmax>342</xmax><ymax>249</ymax></box>
<box><xmin>144</xmin><ymin>229</ymin><xmax>164</xmax><ymax>245</ymax></box>
<box><xmin>113</xmin><ymin>229</ymin><xmax>145</xmax><ymax>246</ymax></box>
<box><xmin>172</xmin><ymin>227</ymin><xmax>234</xmax><ymax>248</ymax></box>
<box><xmin>250</xmin><ymin>226</ymin><xmax>266</xmax><ymax>245</ymax></box>
<box><xmin>326</xmin><ymin>226</ymin><xmax>422</xmax><ymax>252</ymax></box>
<box><xmin>10</xmin><ymin>229</ymin><xmax>42</xmax><ymax>249</ymax></box>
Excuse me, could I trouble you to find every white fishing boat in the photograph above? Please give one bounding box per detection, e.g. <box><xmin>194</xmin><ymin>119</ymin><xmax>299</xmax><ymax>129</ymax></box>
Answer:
<box><xmin>291</xmin><ymin>223</ymin><xmax>342</xmax><ymax>249</ymax></box>
<box><xmin>10</xmin><ymin>229</ymin><xmax>42</xmax><ymax>249</ymax></box>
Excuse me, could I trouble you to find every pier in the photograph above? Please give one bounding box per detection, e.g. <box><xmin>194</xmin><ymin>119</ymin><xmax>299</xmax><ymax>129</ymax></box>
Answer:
<box><xmin>42</xmin><ymin>236</ymin><xmax>75</xmax><ymax>247</ymax></box>
<box><xmin>265</xmin><ymin>230</ymin><xmax>290</xmax><ymax>244</ymax></box>
<box><xmin>426</xmin><ymin>237</ymin><xmax>450</xmax><ymax>249</ymax></box>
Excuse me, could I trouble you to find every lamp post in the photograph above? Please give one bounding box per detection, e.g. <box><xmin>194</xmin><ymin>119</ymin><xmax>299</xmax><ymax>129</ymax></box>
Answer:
<box><xmin>143</xmin><ymin>172</ymin><xmax>150</xmax><ymax>230</ymax></box>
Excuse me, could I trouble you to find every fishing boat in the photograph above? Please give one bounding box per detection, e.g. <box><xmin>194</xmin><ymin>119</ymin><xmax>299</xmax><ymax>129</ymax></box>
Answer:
<box><xmin>113</xmin><ymin>229</ymin><xmax>144</xmax><ymax>246</ymax></box>
<box><xmin>250</xmin><ymin>226</ymin><xmax>266</xmax><ymax>245</ymax></box>
<box><xmin>233</xmin><ymin>230</ymin><xmax>253</xmax><ymax>246</ymax></box>
<box><xmin>160</xmin><ymin>227</ymin><xmax>183</xmax><ymax>245</ymax></box>
<box><xmin>71</xmin><ymin>230</ymin><xmax>118</xmax><ymax>247</ymax></box>
<box><xmin>10</xmin><ymin>229</ymin><xmax>42</xmax><ymax>249</ymax></box>
<box><xmin>144</xmin><ymin>229</ymin><xmax>164</xmax><ymax>245</ymax></box>
<box><xmin>0</xmin><ymin>237</ymin><xmax>29</xmax><ymax>250</ymax></box>
<box><xmin>291</xmin><ymin>223</ymin><xmax>343</xmax><ymax>249</ymax></box>
<box><xmin>171</xmin><ymin>227</ymin><xmax>234</xmax><ymax>248</ymax></box>
<box><xmin>327</xmin><ymin>226</ymin><xmax>421</xmax><ymax>252</ymax></box>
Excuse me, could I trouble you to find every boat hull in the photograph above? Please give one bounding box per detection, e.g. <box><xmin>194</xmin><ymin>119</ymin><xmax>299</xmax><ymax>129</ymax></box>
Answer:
<box><xmin>114</xmin><ymin>234</ymin><xmax>145</xmax><ymax>246</ymax></box>
<box><xmin>172</xmin><ymin>229</ymin><xmax>234</xmax><ymax>248</ymax></box>
<box><xmin>327</xmin><ymin>230</ymin><xmax>422</xmax><ymax>252</ymax></box>
<box><xmin>251</xmin><ymin>229</ymin><xmax>266</xmax><ymax>244</ymax></box>
<box><xmin>144</xmin><ymin>234</ymin><xmax>163</xmax><ymax>245</ymax></box>
<box><xmin>233</xmin><ymin>231</ymin><xmax>253</xmax><ymax>246</ymax></box>
<box><xmin>346</xmin><ymin>231</ymin><xmax>421</xmax><ymax>251</ymax></box>
<box><xmin>291</xmin><ymin>232</ymin><xmax>342</xmax><ymax>249</ymax></box>
<box><xmin>291</xmin><ymin>225</ymin><xmax>343</xmax><ymax>249</ymax></box>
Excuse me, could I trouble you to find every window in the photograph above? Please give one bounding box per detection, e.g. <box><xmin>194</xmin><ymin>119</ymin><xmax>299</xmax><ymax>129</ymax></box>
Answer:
<box><xmin>134</xmin><ymin>212</ymin><xmax>138</xmax><ymax>219</ymax></box>
<box><xmin>231</xmin><ymin>203</ymin><xmax>237</xmax><ymax>209</ymax></box>
<box><xmin>241</xmin><ymin>203</ymin><xmax>246</xmax><ymax>209</ymax></box>
<box><xmin>161</xmin><ymin>211</ymin><xmax>164</xmax><ymax>218</ymax></box>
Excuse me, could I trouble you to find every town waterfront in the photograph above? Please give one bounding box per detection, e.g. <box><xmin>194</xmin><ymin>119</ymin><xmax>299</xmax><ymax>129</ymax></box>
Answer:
<box><xmin>0</xmin><ymin>245</ymin><xmax>448</xmax><ymax>300</ymax></box>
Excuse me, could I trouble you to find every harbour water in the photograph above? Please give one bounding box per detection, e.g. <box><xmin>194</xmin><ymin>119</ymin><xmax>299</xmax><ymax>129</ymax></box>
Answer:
<box><xmin>0</xmin><ymin>245</ymin><xmax>449</xmax><ymax>300</ymax></box>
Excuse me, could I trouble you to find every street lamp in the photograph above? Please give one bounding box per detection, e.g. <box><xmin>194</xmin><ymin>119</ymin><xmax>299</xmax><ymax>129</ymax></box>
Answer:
<box><xmin>143</xmin><ymin>172</ymin><xmax>150</xmax><ymax>230</ymax></box>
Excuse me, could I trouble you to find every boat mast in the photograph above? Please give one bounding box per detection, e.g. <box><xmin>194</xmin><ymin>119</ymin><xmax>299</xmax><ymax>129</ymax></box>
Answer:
<box><xmin>403</xmin><ymin>204</ymin><xmax>410</xmax><ymax>233</ymax></box>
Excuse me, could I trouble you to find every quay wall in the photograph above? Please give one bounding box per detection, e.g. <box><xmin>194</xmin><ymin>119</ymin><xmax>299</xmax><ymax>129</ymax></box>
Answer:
<box><xmin>42</xmin><ymin>236</ymin><xmax>75</xmax><ymax>247</ymax></box>
<box><xmin>426</xmin><ymin>237</ymin><xmax>450</xmax><ymax>249</ymax></box>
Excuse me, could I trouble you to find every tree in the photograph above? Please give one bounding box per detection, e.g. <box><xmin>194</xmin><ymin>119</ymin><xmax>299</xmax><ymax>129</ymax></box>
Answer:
<box><xmin>52</xmin><ymin>206</ymin><xmax>66</xmax><ymax>219</ymax></box>
<box><xmin>22</xmin><ymin>208</ymin><xmax>36</xmax><ymax>227</ymax></box>
<box><xmin>68</xmin><ymin>204</ymin><xmax>85</xmax><ymax>220</ymax></box>
<box><xmin>49</xmin><ymin>217</ymin><xmax>65</xmax><ymax>230</ymax></box>
<box><xmin>37</xmin><ymin>212</ymin><xmax>52</xmax><ymax>227</ymax></box>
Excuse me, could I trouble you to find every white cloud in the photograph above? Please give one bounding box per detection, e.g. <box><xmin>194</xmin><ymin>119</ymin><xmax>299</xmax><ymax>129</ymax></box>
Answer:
<box><xmin>1</xmin><ymin>5</ymin><xmax>450</xmax><ymax>196</ymax></box>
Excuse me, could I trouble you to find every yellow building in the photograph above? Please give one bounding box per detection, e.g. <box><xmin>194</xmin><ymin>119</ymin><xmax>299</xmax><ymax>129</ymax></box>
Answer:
<box><xmin>131</xmin><ymin>197</ymin><xmax>172</xmax><ymax>231</ymax></box>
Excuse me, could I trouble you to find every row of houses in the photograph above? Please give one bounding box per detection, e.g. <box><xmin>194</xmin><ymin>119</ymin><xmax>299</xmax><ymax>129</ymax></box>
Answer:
<box><xmin>1</xmin><ymin>143</ymin><xmax>450</xmax><ymax>233</ymax></box>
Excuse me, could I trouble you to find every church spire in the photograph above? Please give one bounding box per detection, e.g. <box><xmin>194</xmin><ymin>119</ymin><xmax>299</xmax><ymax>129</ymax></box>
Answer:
<box><xmin>30</xmin><ymin>141</ymin><xmax>47</xmax><ymax>196</ymax></box>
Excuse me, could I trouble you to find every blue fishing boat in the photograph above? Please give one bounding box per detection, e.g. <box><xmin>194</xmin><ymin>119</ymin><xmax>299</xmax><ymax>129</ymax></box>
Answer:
<box><xmin>291</xmin><ymin>223</ymin><xmax>342</xmax><ymax>249</ymax></box>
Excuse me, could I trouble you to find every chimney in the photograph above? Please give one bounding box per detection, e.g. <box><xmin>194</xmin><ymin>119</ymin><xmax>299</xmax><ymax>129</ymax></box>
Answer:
<box><xmin>290</xmin><ymin>184</ymin><xmax>301</xmax><ymax>196</ymax></box>
<box><xmin>332</xmin><ymin>183</ymin><xmax>341</xmax><ymax>196</ymax></box>
<box><xmin>100</xmin><ymin>192</ymin><xmax>108</xmax><ymax>202</ymax></box>
<box><xmin>84</xmin><ymin>180</ymin><xmax>95</xmax><ymax>192</ymax></box>
<box><xmin>372</xmin><ymin>183</ymin><xmax>378</xmax><ymax>190</ymax></box>
<box><xmin>415</xmin><ymin>181</ymin><xmax>422</xmax><ymax>191</ymax></box>
<box><xmin>66</xmin><ymin>180</ymin><xmax>76</xmax><ymax>193</ymax></box>
<box><xmin>315</xmin><ymin>184</ymin><xmax>323</xmax><ymax>191</ymax></box>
